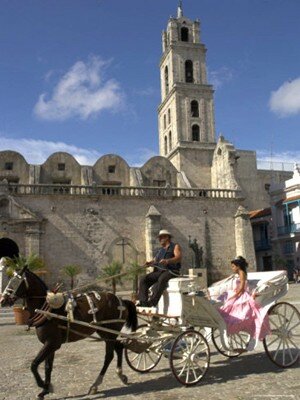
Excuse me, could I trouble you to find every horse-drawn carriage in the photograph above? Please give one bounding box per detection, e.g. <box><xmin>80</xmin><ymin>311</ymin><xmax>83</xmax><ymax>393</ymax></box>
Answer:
<box><xmin>0</xmin><ymin>267</ymin><xmax>299</xmax><ymax>397</ymax></box>
<box><xmin>124</xmin><ymin>270</ymin><xmax>299</xmax><ymax>386</ymax></box>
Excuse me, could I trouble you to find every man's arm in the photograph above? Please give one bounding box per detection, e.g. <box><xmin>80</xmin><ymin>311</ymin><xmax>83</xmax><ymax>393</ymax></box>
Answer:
<box><xmin>159</xmin><ymin>244</ymin><xmax>182</xmax><ymax>266</ymax></box>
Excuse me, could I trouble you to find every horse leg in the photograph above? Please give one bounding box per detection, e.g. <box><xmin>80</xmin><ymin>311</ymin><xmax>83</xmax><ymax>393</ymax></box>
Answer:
<box><xmin>88</xmin><ymin>340</ymin><xmax>115</xmax><ymax>395</ymax></box>
<box><xmin>115</xmin><ymin>341</ymin><xmax>128</xmax><ymax>385</ymax></box>
<box><xmin>31</xmin><ymin>342</ymin><xmax>60</xmax><ymax>399</ymax></box>
<box><xmin>40</xmin><ymin>352</ymin><xmax>55</xmax><ymax>398</ymax></box>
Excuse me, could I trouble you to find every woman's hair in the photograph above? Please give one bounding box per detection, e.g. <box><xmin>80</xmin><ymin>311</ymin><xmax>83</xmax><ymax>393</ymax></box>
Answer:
<box><xmin>231</xmin><ymin>256</ymin><xmax>248</xmax><ymax>275</ymax></box>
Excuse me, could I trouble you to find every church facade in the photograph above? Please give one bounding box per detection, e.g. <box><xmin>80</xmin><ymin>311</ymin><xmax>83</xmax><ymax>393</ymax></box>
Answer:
<box><xmin>0</xmin><ymin>4</ymin><xmax>292</xmax><ymax>286</ymax></box>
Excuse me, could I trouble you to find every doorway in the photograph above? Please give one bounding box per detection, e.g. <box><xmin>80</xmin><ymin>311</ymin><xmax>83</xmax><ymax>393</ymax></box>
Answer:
<box><xmin>262</xmin><ymin>256</ymin><xmax>272</xmax><ymax>271</ymax></box>
<box><xmin>0</xmin><ymin>238</ymin><xmax>19</xmax><ymax>259</ymax></box>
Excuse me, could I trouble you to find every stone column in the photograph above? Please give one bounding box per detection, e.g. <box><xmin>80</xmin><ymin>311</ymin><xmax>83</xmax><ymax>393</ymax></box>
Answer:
<box><xmin>25</xmin><ymin>224</ymin><xmax>42</xmax><ymax>257</ymax></box>
<box><xmin>0</xmin><ymin>257</ymin><xmax>8</xmax><ymax>294</ymax></box>
<box><xmin>234</xmin><ymin>205</ymin><xmax>256</xmax><ymax>271</ymax></box>
<box><xmin>145</xmin><ymin>206</ymin><xmax>161</xmax><ymax>260</ymax></box>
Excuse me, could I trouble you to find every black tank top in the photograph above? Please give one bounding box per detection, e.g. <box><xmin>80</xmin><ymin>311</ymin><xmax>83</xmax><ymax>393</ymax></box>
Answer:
<box><xmin>154</xmin><ymin>242</ymin><xmax>181</xmax><ymax>271</ymax></box>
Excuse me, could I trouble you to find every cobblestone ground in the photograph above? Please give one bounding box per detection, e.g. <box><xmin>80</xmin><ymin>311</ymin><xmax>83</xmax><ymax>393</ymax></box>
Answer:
<box><xmin>0</xmin><ymin>285</ymin><xmax>299</xmax><ymax>400</ymax></box>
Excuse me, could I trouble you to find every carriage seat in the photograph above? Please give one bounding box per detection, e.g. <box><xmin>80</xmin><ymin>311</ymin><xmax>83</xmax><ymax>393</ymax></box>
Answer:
<box><xmin>157</xmin><ymin>277</ymin><xmax>194</xmax><ymax>317</ymax></box>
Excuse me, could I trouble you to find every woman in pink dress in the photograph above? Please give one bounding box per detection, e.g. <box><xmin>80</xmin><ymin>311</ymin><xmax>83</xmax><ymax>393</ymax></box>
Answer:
<box><xmin>218</xmin><ymin>256</ymin><xmax>270</xmax><ymax>350</ymax></box>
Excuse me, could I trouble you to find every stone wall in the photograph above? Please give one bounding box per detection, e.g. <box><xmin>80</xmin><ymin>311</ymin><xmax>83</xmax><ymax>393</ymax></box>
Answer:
<box><xmin>6</xmin><ymin>194</ymin><xmax>244</xmax><ymax>286</ymax></box>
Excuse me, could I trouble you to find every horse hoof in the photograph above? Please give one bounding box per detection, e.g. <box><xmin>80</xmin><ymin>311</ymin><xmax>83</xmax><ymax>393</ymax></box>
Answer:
<box><xmin>88</xmin><ymin>386</ymin><xmax>98</xmax><ymax>395</ymax></box>
<box><xmin>120</xmin><ymin>374</ymin><xmax>129</xmax><ymax>385</ymax></box>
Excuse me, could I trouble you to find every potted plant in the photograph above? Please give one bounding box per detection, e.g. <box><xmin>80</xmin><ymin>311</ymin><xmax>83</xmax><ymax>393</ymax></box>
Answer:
<box><xmin>5</xmin><ymin>254</ymin><xmax>45</xmax><ymax>325</ymax></box>
<box><xmin>63</xmin><ymin>265</ymin><xmax>81</xmax><ymax>289</ymax></box>
<box><xmin>101</xmin><ymin>261</ymin><xmax>123</xmax><ymax>294</ymax></box>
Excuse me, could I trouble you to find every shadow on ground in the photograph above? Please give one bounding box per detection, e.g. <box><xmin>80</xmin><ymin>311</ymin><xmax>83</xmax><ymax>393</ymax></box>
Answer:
<box><xmin>52</xmin><ymin>351</ymin><xmax>292</xmax><ymax>400</ymax></box>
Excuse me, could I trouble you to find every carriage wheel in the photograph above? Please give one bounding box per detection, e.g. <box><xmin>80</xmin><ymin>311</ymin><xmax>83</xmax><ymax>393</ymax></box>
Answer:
<box><xmin>125</xmin><ymin>325</ymin><xmax>162</xmax><ymax>373</ymax></box>
<box><xmin>212</xmin><ymin>328</ymin><xmax>250</xmax><ymax>357</ymax></box>
<box><xmin>263</xmin><ymin>302</ymin><xmax>300</xmax><ymax>368</ymax></box>
<box><xmin>170</xmin><ymin>330</ymin><xmax>210</xmax><ymax>386</ymax></box>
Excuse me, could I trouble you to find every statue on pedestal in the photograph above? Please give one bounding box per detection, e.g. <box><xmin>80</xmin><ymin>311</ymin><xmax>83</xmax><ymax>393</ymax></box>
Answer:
<box><xmin>188</xmin><ymin>237</ymin><xmax>203</xmax><ymax>269</ymax></box>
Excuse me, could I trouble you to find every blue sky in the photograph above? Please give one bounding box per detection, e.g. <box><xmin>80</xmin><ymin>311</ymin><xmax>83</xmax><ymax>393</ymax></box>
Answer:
<box><xmin>0</xmin><ymin>0</ymin><xmax>299</xmax><ymax>166</ymax></box>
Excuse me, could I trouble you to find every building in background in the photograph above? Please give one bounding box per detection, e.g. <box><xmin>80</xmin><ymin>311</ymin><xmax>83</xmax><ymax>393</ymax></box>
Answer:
<box><xmin>0</xmin><ymin>4</ymin><xmax>295</xmax><ymax>285</ymax></box>
<box><xmin>269</xmin><ymin>165</ymin><xmax>300</xmax><ymax>279</ymax></box>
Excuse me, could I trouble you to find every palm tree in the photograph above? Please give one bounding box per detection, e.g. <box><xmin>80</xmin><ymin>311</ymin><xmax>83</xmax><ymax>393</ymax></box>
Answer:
<box><xmin>128</xmin><ymin>261</ymin><xmax>142</xmax><ymax>295</ymax></box>
<box><xmin>63</xmin><ymin>265</ymin><xmax>81</xmax><ymax>289</ymax></box>
<box><xmin>5</xmin><ymin>254</ymin><xmax>45</xmax><ymax>277</ymax></box>
<box><xmin>101</xmin><ymin>261</ymin><xmax>123</xmax><ymax>294</ymax></box>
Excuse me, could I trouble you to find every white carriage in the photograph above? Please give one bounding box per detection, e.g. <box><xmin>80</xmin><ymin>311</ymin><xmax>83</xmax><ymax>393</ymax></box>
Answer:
<box><xmin>125</xmin><ymin>270</ymin><xmax>299</xmax><ymax>386</ymax></box>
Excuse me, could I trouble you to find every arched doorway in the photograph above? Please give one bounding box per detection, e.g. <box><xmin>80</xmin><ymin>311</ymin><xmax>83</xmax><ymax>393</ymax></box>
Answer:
<box><xmin>0</xmin><ymin>238</ymin><xmax>19</xmax><ymax>259</ymax></box>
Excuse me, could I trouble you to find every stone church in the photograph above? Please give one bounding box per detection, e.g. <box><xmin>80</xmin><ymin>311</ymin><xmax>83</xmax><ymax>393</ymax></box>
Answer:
<box><xmin>0</xmin><ymin>4</ymin><xmax>291</xmax><ymax>285</ymax></box>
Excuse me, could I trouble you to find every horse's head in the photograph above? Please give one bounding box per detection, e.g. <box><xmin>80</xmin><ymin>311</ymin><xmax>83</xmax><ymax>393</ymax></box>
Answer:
<box><xmin>0</xmin><ymin>266</ymin><xmax>29</xmax><ymax>307</ymax></box>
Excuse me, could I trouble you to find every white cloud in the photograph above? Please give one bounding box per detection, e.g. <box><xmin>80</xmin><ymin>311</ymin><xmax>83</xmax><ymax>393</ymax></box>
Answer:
<box><xmin>0</xmin><ymin>136</ymin><xmax>101</xmax><ymax>165</ymax></box>
<box><xmin>34</xmin><ymin>56</ymin><xmax>124</xmax><ymax>121</ymax></box>
<box><xmin>257</xmin><ymin>150</ymin><xmax>300</xmax><ymax>171</ymax></box>
<box><xmin>208</xmin><ymin>66</ymin><xmax>234</xmax><ymax>89</ymax></box>
<box><xmin>125</xmin><ymin>147</ymin><xmax>157</xmax><ymax>167</ymax></box>
<box><xmin>0</xmin><ymin>136</ymin><xmax>158</xmax><ymax>167</ymax></box>
<box><xmin>133</xmin><ymin>87</ymin><xmax>158</xmax><ymax>97</ymax></box>
<box><xmin>269</xmin><ymin>77</ymin><xmax>300</xmax><ymax>117</ymax></box>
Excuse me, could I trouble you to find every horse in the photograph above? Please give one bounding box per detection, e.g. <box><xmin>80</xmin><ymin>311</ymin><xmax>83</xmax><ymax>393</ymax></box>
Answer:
<box><xmin>0</xmin><ymin>266</ymin><xmax>138</xmax><ymax>399</ymax></box>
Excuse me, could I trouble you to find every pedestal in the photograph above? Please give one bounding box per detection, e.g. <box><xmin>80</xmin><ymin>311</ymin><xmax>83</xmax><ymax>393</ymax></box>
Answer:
<box><xmin>188</xmin><ymin>268</ymin><xmax>207</xmax><ymax>288</ymax></box>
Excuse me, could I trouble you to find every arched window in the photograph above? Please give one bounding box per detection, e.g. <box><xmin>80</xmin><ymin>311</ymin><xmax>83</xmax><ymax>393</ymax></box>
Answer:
<box><xmin>164</xmin><ymin>135</ymin><xmax>168</xmax><ymax>155</ymax></box>
<box><xmin>165</xmin><ymin>66</ymin><xmax>169</xmax><ymax>94</ymax></box>
<box><xmin>192</xmin><ymin>124</ymin><xmax>200</xmax><ymax>141</ymax></box>
<box><xmin>191</xmin><ymin>100</ymin><xmax>199</xmax><ymax>117</ymax></box>
<box><xmin>163</xmin><ymin>114</ymin><xmax>167</xmax><ymax>130</ymax></box>
<box><xmin>169</xmin><ymin>131</ymin><xmax>172</xmax><ymax>151</ymax></box>
<box><xmin>181</xmin><ymin>27</ymin><xmax>189</xmax><ymax>42</ymax></box>
<box><xmin>168</xmin><ymin>108</ymin><xmax>171</xmax><ymax>124</ymax></box>
<box><xmin>185</xmin><ymin>60</ymin><xmax>193</xmax><ymax>83</ymax></box>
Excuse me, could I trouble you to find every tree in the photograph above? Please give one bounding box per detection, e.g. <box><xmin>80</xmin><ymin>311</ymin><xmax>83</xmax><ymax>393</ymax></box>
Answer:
<box><xmin>128</xmin><ymin>261</ymin><xmax>142</xmax><ymax>295</ymax></box>
<box><xmin>63</xmin><ymin>265</ymin><xmax>81</xmax><ymax>289</ymax></box>
<box><xmin>101</xmin><ymin>261</ymin><xmax>123</xmax><ymax>294</ymax></box>
<box><xmin>5</xmin><ymin>254</ymin><xmax>45</xmax><ymax>277</ymax></box>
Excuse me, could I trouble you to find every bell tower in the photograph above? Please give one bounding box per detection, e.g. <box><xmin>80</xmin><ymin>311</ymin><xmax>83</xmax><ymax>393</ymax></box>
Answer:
<box><xmin>158</xmin><ymin>2</ymin><xmax>216</xmax><ymax>187</ymax></box>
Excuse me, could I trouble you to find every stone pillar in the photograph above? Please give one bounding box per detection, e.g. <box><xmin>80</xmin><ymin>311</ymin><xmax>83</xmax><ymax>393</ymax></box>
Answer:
<box><xmin>234</xmin><ymin>205</ymin><xmax>256</xmax><ymax>270</ymax></box>
<box><xmin>145</xmin><ymin>206</ymin><xmax>161</xmax><ymax>260</ymax></box>
<box><xmin>0</xmin><ymin>258</ymin><xmax>6</xmax><ymax>294</ymax></box>
<box><xmin>25</xmin><ymin>225</ymin><xmax>42</xmax><ymax>256</ymax></box>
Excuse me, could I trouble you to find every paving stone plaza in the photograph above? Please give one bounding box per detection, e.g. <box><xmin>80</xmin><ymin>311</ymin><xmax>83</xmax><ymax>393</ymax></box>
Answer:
<box><xmin>0</xmin><ymin>285</ymin><xmax>299</xmax><ymax>400</ymax></box>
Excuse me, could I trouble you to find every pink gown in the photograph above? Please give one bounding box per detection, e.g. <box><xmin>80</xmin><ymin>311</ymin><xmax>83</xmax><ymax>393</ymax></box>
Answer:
<box><xmin>218</xmin><ymin>277</ymin><xmax>270</xmax><ymax>340</ymax></box>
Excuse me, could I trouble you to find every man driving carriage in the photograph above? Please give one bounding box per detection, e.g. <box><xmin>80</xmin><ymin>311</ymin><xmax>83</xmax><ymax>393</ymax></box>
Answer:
<box><xmin>138</xmin><ymin>229</ymin><xmax>182</xmax><ymax>307</ymax></box>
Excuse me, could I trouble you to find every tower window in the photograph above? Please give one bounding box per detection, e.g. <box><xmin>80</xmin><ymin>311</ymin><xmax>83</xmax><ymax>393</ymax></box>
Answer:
<box><xmin>57</xmin><ymin>163</ymin><xmax>65</xmax><ymax>171</ymax></box>
<box><xmin>191</xmin><ymin>100</ymin><xmax>199</xmax><ymax>117</ymax></box>
<box><xmin>163</xmin><ymin>114</ymin><xmax>167</xmax><ymax>130</ymax></box>
<box><xmin>108</xmin><ymin>165</ymin><xmax>116</xmax><ymax>173</ymax></box>
<box><xmin>185</xmin><ymin>60</ymin><xmax>194</xmax><ymax>83</ymax></box>
<box><xmin>165</xmin><ymin>66</ymin><xmax>169</xmax><ymax>95</ymax></box>
<box><xmin>4</xmin><ymin>162</ymin><xmax>13</xmax><ymax>171</ymax></box>
<box><xmin>169</xmin><ymin>131</ymin><xmax>172</xmax><ymax>151</ymax></box>
<box><xmin>181</xmin><ymin>27</ymin><xmax>189</xmax><ymax>42</ymax></box>
<box><xmin>168</xmin><ymin>108</ymin><xmax>171</xmax><ymax>124</ymax></box>
<box><xmin>164</xmin><ymin>136</ymin><xmax>168</xmax><ymax>155</ymax></box>
<box><xmin>192</xmin><ymin>125</ymin><xmax>200</xmax><ymax>141</ymax></box>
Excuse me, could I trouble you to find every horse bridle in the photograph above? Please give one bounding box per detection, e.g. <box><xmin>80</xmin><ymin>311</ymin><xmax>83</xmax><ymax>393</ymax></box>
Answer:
<box><xmin>1</xmin><ymin>267</ymin><xmax>28</xmax><ymax>301</ymax></box>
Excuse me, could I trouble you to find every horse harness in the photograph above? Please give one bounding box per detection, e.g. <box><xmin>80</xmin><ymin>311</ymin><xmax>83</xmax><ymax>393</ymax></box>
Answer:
<box><xmin>29</xmin><ymin>290</ymin><xmax>127</xmax><ymax>341</ymax></box>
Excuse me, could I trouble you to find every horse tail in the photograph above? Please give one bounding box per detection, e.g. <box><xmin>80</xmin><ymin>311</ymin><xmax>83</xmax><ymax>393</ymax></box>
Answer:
<box><xmin>123</xmin><ymin>300</ymin><xmax>138</xmax><ymax>332</ymax></box>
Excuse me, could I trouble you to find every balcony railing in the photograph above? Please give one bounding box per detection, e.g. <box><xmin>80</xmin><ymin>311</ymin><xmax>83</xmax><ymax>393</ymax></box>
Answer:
<box><xmin>0</xmin><ymin>182</ymin><xmax>243</xmax><ymax>199</ymax></box>
<box><xmin>277</xmin><ymin>223</ymin><xmax>300</xmax><ymax>236</ymax></box>
<box><xmin>254</xmin><ymin>239</ymin><xmax>271</xmax><ymax>251</ymax></box>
